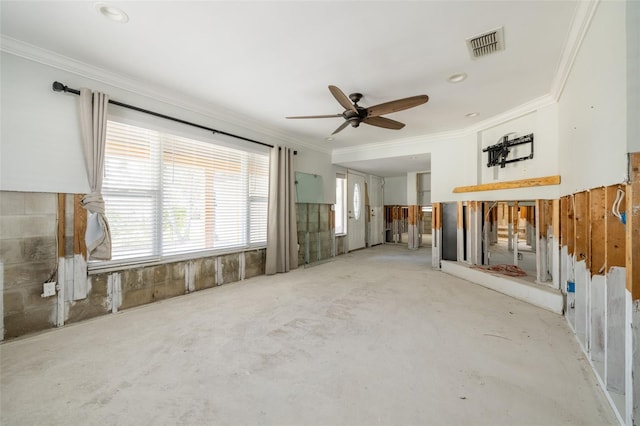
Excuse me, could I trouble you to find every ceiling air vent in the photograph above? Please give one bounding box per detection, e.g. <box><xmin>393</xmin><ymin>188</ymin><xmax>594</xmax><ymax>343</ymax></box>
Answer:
<box><xmin>466</xmin><ymin>27</ymin><xmax>505</xmax><ymax>59</ymax></box>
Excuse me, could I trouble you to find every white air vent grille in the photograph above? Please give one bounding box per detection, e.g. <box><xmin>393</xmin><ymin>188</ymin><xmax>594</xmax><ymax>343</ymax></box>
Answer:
<box><xmin>466</xmin><ymin>27</ymin><xmax>505</xmax><ymax>59</ymax></box>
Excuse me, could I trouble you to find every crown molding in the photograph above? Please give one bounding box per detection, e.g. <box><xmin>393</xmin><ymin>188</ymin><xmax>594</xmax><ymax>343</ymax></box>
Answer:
<box><xmin>333</xmin><ymin>93</ymin><xmax>556</xmax><ymax>159</ymax></box>
<box><xmin>549</xmin><ymin>0</ymin><xmax>599</xmax><ymax>101</ymax></box>
<box><xmin>0</xmin><ymin>35</ymin><xmax>331</xmax><ymax>154</ymax></box>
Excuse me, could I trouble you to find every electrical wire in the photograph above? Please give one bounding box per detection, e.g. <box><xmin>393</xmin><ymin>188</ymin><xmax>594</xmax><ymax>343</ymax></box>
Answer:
<box><xmin>612</xmin><ymin>187</ymin><xmax>625</xmax><ymax>220</ymax></box>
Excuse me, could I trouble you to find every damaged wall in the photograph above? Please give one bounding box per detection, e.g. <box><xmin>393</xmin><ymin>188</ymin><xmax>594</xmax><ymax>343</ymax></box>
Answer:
<box><xmin>296</xmin><ymin>203</ymin><xmax>335</xmax><ymax>266</ymax></box>
<box><xmin>0</xmin><ymin>190</ymin><xmax>267</xmax><ymax>340</ymax></box>
<box><xmin>0</xmin><ymin>192</ymin><xmax>58</xmax><ymax>338</ymax></box>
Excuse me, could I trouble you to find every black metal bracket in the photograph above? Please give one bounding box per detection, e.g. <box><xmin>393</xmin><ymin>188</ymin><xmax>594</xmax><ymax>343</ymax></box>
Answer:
<box><xmin>483</xmin><ymin>133</ymin><xmax>534</xmax><ymax>168</ymax></box>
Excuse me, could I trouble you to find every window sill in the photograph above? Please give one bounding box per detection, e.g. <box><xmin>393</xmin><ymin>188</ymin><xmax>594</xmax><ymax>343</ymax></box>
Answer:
<box><xmin>88</xmin><ymin>245</ymin><xmax>267</xmax><ymax>275</ymax></box>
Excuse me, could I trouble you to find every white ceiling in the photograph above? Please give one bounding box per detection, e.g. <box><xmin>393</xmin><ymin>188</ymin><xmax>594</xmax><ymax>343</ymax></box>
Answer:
<box><xmin>0</xmin><ymin>1</ymin><xmax>578</xmax><ymax>177</ymax></box>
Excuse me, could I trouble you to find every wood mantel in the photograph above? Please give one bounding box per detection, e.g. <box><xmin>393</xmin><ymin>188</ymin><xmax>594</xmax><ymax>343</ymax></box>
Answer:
<box><xmin>452</xmin><ymin>175</ymin><xmax>561</xmax><ymax>193</ymax></box>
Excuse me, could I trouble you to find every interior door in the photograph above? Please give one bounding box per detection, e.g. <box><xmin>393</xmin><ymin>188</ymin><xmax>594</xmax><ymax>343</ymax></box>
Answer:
<box><xmin>368</xmin><ymin>175</ymin><xmax>384</xmax><ymax>246</ymax></box>
<box><xmin>347</xmin><ymin>171</ymin><xmax>366</xmax><ymax>251</ymax></box>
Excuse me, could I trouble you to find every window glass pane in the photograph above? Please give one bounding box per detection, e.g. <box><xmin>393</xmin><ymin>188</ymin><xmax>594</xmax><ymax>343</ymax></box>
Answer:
<box><xmin>101</xmin><ymin>120</ymin><xmax>269</xmax><ymax>263</ymax></box>
<box><xmin>353</xmin><ymin>183</ymin><xmax>361</xmax><ymax>220</ymax></box>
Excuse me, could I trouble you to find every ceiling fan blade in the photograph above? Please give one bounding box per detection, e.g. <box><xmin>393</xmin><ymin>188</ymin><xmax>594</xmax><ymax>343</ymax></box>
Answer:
<box><xmin>328</xmin><ymin>85</ymin><xmax>357</xmax><ymax>113</ymax></box>
<box><xmin>331</xmin><ymin>121</ymin><xmax>350</xmax><ymax>135</ymax></box>
<box><xmin>366</xmin><ymin>95</ymin><xmax>429</xmax><ymax>118</ymax></box>
<box><xmin>363</xmin><ymin>116</ymin><xmax>405</xmax><ymax>130</ymax></box>
<box><xmin>286</xmin><ymin>114</ymin><xmax>342</xmax><ymax>119</ymax></box>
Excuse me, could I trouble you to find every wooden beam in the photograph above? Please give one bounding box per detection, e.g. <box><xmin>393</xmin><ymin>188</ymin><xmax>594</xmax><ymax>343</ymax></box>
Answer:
<box><xmin>432</xmin><ymin>203</ymin><xmax>441</xmax><ymax>230</ymax></box>
<box><xmin>560</xmin><ymin>196</ymin><xmax>567</xmax><ymax>248</ymax></box>
<box><xmin>627</xmin><ymin>152</ymin><xmax>640</xmax><ymax>299</ymax></box>
<box><xmin>452</xmin><ymin>175</ymin><xmax>561</xmax><ymax>193</ymax></box>
<box><xmin>590</xmin><ymin>187</ymin><xmax>606</xmax><ymax>275</ymax></box>
<box><xmin>567</xmin><ymin>195</ymin><xmax>575</xmax><ymax>256</ymax></box>
<box><xmin>574</xmin><ymin>191</ymin><xmax>589</xmax><ymax>269</ymax></box>
<box><xmin>57</xmin><ymin>193</ymin><xmax>66</xmax><ymax>258</ymax></box>
<box><xmin>552</xmin><ymin>199</ymin><xmax>560</xmax><ymax>241</ymax></box>
<box><xmin>73</xmin><ymin>194</ymin><xmax>87</xmax><ymax>259</ymax></box>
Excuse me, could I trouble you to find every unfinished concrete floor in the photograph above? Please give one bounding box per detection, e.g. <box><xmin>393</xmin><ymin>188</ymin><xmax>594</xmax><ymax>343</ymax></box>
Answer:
<box><xmin>1</xmin><ymin>245</ymin><xmax>616</xmax><ymax>425</ymax></box>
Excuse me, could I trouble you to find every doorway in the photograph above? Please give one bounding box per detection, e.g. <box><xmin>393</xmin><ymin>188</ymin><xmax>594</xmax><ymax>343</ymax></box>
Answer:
<box><xmin>347</xmin><ymin>171</ymin><xmax>366</xmax><ymax>251</ymax></box>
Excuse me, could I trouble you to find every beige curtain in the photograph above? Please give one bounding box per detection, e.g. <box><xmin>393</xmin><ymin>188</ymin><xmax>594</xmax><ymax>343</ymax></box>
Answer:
<box><xmin>79</xmin><ymin>88</ymin><xmax>112</xmax><ymax>260</ymax></box>
<box><xmin>266</xmin><ymin>146</ymin><xmax>298</xmax><ymax>274</ymax></box>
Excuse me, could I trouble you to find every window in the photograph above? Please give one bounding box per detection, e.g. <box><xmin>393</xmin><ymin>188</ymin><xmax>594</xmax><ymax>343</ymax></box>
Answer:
<box><xmin>335</xmin><ymin>175</ymin><xmax>347</xmax><ymax>234</ymax></box>
<box><xmin>353</xmin><ymin>183</ymin><xmax>361</xmax><ymax>220</ymax></box>
<box><xmin>101</xmin><ymin>120</ymin><xmax>269</xmax><ymax>263</ymax></box>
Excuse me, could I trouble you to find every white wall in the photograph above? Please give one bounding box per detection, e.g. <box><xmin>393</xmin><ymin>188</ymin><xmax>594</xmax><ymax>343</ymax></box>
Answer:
<box><xmin>627</xmin><ymin>0</ymin><xmax>640</xmax><ymax>154</ymax></box>
<box><xmin>406</xmin><ymin>172</ymin><xmax>418</xmax><ymax>205</ymax></box>
<box><xmin>1</xmin><ymin>54</ymin><xmax>89</xmax><ymax>193</ymax></box>
<box><xmin>430</xmin><ymin>133</ymin><xmax>478</xmax><ymax>202</ymax></box>
<box><xmin>557</xmin><ymin>1</ymin><xmax>628</xmax><ymax>195</ymax></box>
<box><xmin>383</xmin><ymin>176</ymin><xmax>407</xmax><ymax>205</ymax></box>
<box><xmin>480</xmin><ymin>106</ymin><xmax>559</xmax><ymax>186</ymax></box>
<box><xmin>1</xmin><ymin>52</ymin><xmax>337</xmax><ymax>202</ymax></box>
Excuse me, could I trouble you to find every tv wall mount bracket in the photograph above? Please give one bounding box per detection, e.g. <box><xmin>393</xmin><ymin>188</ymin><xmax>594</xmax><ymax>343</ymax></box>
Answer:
<box><xmin>483</xmin><ymin>133</ymin><xmax>534</xmax><ymax>168</ymax></box>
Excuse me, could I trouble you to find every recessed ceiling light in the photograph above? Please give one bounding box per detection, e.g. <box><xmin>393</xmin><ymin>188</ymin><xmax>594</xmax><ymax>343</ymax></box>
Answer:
<box><xmin>447</xmin><ymin>72</ymin><xmax>467</xmax><ymax>83</ymax></box>
<box><xmin>325</xmin><ymin>137</ymin><xmax>334</xmax><ymax>141</ymax></box>
<box><xmin>95</xmin><ymin>3</ymin><xmax>129</xmax><ymax>23</ymax></box>
<box><xmin>465</xmin><ymin>112</ymin><xmax>479</xmax><ymax>118</ymax></box>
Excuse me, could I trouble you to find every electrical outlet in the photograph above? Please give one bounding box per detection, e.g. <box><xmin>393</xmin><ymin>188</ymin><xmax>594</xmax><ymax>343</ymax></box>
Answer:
<box><xmin>41</xmin><ymin>281</ymin><xmax>56</xmax><ymax>298</ymax></box>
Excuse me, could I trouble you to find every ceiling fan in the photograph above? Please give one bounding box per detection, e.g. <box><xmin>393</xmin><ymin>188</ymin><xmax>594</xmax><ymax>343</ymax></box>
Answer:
<box><xmin>286</xmin><ymin>85</ymin><xmax>429</xmax><ymax>135</ymax></box>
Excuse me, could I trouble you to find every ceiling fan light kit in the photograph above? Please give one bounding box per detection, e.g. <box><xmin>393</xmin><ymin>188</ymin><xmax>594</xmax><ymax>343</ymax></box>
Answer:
<box><xmin>286</xmin><ymin>85</ymin><xmax>428</xmax><ymax>136</ymax></box>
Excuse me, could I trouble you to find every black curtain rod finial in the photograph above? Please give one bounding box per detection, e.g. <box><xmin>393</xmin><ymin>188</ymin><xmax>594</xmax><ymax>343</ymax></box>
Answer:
<box><xmin>52</xmin><ymin>81</ymin><xmax>66</xmax><ymax>92</ymax></box>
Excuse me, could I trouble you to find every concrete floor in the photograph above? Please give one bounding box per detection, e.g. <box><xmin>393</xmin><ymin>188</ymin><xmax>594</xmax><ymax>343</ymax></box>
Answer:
<box><xmin>1</xmin><ymin>245</ymin><xmax>616</xmax><ymax>425</ymax></box>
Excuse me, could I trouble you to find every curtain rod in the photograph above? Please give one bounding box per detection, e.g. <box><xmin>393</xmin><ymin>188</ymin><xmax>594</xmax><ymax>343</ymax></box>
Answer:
<box><xmin>52</xmin><ymin>81</ymin><xmax>274</xmax><ymax>149</ymax></box>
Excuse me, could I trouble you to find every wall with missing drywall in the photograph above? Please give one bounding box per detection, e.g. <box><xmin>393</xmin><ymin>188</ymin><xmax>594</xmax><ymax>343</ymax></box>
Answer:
<box><xmin>0</xmin><ymin>190</ymin><xmax>268</xmax><ymax>340</ymax></box>
<box><xmin>0</xmin><ymin>192</ymin><xmax>58</xmax><ymax>339</ymax></box>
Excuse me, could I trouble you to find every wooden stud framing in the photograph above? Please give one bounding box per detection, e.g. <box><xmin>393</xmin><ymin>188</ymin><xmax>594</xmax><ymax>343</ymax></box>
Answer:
<box><xmin>567</xmin><ymin>195</ymin><xmax>575</xmax><ymax>256</ymax></box>
<box><xmin>552</xmin><ymin>200</ymin><xmax>560</xmax><ymax>243</ymax></box>
<box><xmin>627</xmin><ymin>152</ymin><xmax>640</xmax><ymax>299</ymax></box>
<box><xmin>74</xmin><ymin>194</ymin><xmax>87</xmax><ymax>259</ymax></box>
<box><xmin>57</xmin><ymin>193</ymin><xmax>66</xmax><ymax>258</ymax></box>
<box><xmin>432</xmin><ymin>203</ymin><xmax>441</xmax><ymax>230</ymax></box>
<box><xmin>452</xmin><ymin>175</ymin><xmax>561</xmax><ymax>193</ymax></box>
<box><xmin>590</xmin><ymin>187</ymin><xmax>606</xmax><ymax>275</ymax></box>
<box><xmin>574</xmin><ymin>191</ymin><xmax>590</xmax><ymax>268</ymax></box>
<box><xmin>560</xmin><ymin>197</ymin><xmax>567</xmax><ymax>248</ymax></box>
<box><xmin>605</xmin><ymin>185</ymin><xmax>626</xmax><ymax>270</ymax></box>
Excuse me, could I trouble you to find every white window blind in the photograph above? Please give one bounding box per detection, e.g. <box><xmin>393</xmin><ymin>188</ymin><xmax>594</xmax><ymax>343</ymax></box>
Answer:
<box><xmin>102</xmin><ymin>120</ymin><xmax>269</xmax><ymax>263</ymax></box>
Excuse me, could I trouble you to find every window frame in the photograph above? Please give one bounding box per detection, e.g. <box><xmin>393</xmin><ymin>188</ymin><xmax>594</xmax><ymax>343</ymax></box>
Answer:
<box><xmin>335</xmin><ymin>174</ymin><xmax>347</xmax><ymax>236</ymax></box>
<box><xmin>89</xmin><ymin>114</ymin><xmax>269</xmax><ymax>272</ymax></box>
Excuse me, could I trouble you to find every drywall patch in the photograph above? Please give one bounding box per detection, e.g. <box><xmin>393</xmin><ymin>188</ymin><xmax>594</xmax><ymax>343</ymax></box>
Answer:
<box><xmin>574</xmin><ymin>260</ymin><xmax>589</xmax><ymax>347</ymax></box>
<box><xmin>633</xmin><ymin>299</ymin><xmax>640</xmax><ymax>426</ymax></box>
<box><xmin>590</xmin><ymin>274</ymin><xmax>606</xmax><ymax>380</ymax></box>
<box><xmin>606</xmin><ymin>267</ymin><xmax>626</xmax><ymax>394</ymax></box>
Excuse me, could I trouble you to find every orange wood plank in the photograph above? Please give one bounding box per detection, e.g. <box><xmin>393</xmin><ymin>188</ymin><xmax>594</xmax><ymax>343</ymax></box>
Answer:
<box><xmin>452</xmin><ymin>175</ymin><xmax>561</xmax><ymax>193</ymax></box>
<box><xmin>74</xmin><ymin>194</ymin><xmax>87</xmax><ymax>259</ymax></box>
<box><xmin>590</xmin><ymin>187</ymin><xmax>606</xmax><ymax>275</ymax></box>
